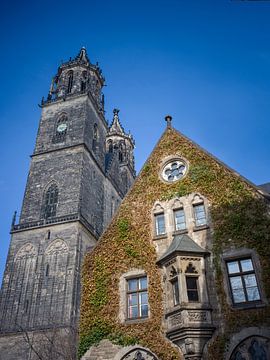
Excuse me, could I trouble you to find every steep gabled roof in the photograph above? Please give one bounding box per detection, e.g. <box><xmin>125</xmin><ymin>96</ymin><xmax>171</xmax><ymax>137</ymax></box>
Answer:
<box><xmin>157</xmin><ymin>234</ymin><xmax>208</xmax><ymax>264</ymax></box>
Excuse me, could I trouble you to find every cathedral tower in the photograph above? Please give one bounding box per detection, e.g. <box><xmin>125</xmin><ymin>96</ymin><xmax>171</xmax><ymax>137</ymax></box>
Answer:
<box><xmin>0</xmin><ymin>48</ymin><xmax>135</xmax><ymax>359</ymax></box>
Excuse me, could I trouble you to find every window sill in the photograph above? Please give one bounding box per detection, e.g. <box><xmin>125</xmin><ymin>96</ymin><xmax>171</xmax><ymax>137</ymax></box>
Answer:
<box><xmin>172</xmin><ymin>229</ymin><xmax>188</xmax><ymax>236</ymax></box>
<box><xmin>125</xmin><ymin>316</ymin><xmax>149</xmax><ymax>325</ymax></box>
<box><xmin>153</xmin><ymin>233</ymin><xmax>167</xmax><ymax>240</ymax></box>
<box><xmin>193</xmin><ymin>224</ymin><xmax>209</xmax><ymax>232</ymax></box>
<box><xmin>230</xmin><ymin>301</ymin><xmax>266</xmax><ymax>311</ymax></box>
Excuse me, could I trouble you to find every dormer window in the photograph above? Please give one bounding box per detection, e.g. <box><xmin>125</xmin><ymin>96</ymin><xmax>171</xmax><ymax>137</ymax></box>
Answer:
<box><xmin>155</xmin><ymin>213</ymin><xmax>165</xmax><ymax>236</ymax></box>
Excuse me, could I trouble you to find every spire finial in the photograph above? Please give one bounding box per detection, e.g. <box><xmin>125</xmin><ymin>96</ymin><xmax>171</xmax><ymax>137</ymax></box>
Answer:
<box><xmin>165</xmin><ymin>115</ymin><xmax>172</xmax><ymax>128</ymax></box>
<box><xmin>113</xmin><ymin>108</ymin><xmax>120</xmax><ymax>116</ymax></box>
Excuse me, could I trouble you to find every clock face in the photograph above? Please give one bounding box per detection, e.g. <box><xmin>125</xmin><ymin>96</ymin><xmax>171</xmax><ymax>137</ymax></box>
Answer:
<box><xmin>162</xmin><ymin>160</ymin><xmax>187</xmax><ymax>183</ymax></box>
<box><xmin>57</xmin><ymin>123</ymin><xmax>67</xmax><ymax>132</ymax></box>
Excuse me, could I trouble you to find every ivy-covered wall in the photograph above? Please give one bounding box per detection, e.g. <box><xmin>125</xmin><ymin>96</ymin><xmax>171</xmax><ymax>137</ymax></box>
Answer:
<box><xmin>79</xmin><ymin>127</ymin><xmax>270</xmax><ymax>359</ymax></box>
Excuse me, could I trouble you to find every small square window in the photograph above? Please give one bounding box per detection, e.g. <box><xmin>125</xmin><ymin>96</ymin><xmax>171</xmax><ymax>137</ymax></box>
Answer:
<box><xmin>174</xmin><ymin>208</ymin><xmax>186</xmax><ymax>231</ymax></box>
<box><xmin>155</xmin><ymin>213</ymin><xmax>166</xmax><ymax>236</ymax></box>
<box><xmin>193</xmin><ymin>204</ymin><xmax>207</xmax><ymax>227</ymax></box>
<box><xmin>127</xmin><ymin>276</ymin><xmax>148</xmax><ymax>319</ymax></box>
<box><xmin>226</xmin><ymin>258</ymin><xmax>261</xmax><ymax>305</ymax></box>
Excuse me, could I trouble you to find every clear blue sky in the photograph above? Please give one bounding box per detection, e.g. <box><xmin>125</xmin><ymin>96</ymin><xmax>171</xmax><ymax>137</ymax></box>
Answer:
<box><xmin>1</xmin><ymin>0</ymin><xmax>270</xmax><ymax>281</ymax></box>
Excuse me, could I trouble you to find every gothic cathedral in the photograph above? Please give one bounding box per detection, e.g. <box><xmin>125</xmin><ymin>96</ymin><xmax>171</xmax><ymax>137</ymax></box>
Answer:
<box><xmin>0</xmin><ymin>48</ymin><xmax>135</xmax><ymax>359</ymax></box>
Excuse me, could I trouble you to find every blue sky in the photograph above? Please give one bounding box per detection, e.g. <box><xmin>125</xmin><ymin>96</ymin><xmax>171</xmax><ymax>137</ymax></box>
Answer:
<box><xmin>1</xmin><ymin>0</ymin><xmax>270</xmax><ymax>281</ymax></box>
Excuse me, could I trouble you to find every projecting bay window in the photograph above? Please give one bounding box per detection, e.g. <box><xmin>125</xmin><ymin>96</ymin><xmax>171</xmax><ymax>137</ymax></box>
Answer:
<box><xmin>127</xmin><ymin>276</ymin><xmax>148</xmax><ymax>319</ymax></box>
<box><xmin>226</xmin><ymin>258</ymin><xmax>261</xmax><ymax>305</ymax></box>
<box><xmin>193</xmin><ymin>203</ymin><xmax>207</xmax><ymax>227</ymax></box>
<box><xmin>174</xmin><ymin>208</ymin><xmax>186</xmax><ymax>231</ymax></box>
<box><xmin>155</xmin><ymin>213</ymin><xmax>166</xmax><ymax>236</ymax></box>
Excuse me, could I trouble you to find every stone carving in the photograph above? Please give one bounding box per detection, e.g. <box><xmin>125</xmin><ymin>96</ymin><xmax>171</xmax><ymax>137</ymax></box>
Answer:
<box><xmin>188</xmin><ymin>311</ymin><xmax>207</xmax><ymax>322</ymax></box>
<box><xmin>45</xmin><ymin>239</ymin><xmax>68</xmax><ymax>255</ymax></box>
<box><xmin>170</xmin><ymin>312</ymin><xmax>183</xmax><ymax>327</ymax></box>
<box><xmin>16</xmin><ymin>243</ymin><xmax>37</xmax><ymax>259</ymax></box>
<box><xmin>121</xmin><ymin>349</ymin><xmax>158</xmax><ymax>360</ymax></box>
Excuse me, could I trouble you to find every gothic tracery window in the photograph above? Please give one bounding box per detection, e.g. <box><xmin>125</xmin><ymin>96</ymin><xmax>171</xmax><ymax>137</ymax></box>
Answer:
<box><xmin>43</xmin><ymin>183</ymin><xmax>58</xmax><ymax>219</ymax></box>
<box><xmin>230</xmin><ymin>336</ymin><xmax>269</xmax><ymax>360</ymax></box>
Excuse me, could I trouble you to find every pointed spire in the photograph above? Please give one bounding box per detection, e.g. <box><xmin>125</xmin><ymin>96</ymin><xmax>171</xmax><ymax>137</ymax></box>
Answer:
<box><xmin>75</xmin><ymin>47</ymin><xmax>90</xmax><ymax>64</ymax></box>
<box><xmin>109</xmin><ymin>109</ymin><xmax>125</xmax><ymax>134</ymax></box>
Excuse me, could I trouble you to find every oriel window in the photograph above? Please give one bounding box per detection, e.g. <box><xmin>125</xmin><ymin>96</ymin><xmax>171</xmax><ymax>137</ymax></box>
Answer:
<box><xmin>171</xmin><ymin>278</ymin><xmax>180</xmax><ymax>306</ymax></box>
<box><xmin>185</xmin><ymin>263</ymin><xmax>199</xmax><ymax>302</ymax></box>
<box><xmin>127</xmin><ymin>276</ymin><xmax>148</xmax><ymax>319</ymax></box>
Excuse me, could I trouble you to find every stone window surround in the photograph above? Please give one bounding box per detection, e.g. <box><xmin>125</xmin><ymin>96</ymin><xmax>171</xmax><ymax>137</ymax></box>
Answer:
<box><xmin>158</xmin><ymin>154</ymin><xmax>189</xmax><ymax>185</ymax></box>
<box><xmin>221</xmin><ymin>248</ymin><xmax>267</xmax><ymax>310</ymax></box>
<box><xmin>151</xmin><ymin>193</ymin><xmax>209</xmax><ymax>240</ymax></box>
<box><xmin>118</xmin><ymin>269</ymin><xmax>150</xmax><ymax>324</ymax></box>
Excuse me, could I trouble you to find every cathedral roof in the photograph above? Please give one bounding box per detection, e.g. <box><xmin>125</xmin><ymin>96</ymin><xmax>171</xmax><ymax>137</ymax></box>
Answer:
<box><xmin>157</xmin><ymin>234</ymin><xmax>208</xmax><ymax>264</ymax></box>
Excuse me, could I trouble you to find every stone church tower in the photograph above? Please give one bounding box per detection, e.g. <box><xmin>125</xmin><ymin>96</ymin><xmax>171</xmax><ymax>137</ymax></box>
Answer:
<box><xmin>0</xmin><ymin>48</ymin><xmax>135</xmax><ymax>359</ymax></box>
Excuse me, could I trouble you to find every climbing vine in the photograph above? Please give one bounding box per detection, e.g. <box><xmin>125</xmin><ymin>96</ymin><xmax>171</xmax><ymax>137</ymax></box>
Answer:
<box><xmin>79</xmin><ymin>128</ymin><xmax>270</xmax><ymax>359</ymax></box>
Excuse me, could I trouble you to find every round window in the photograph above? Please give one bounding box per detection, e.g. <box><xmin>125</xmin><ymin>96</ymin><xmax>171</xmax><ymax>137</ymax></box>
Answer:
<box><xmin>161</xmin><ymin>159</ymin><xmax>187</xmax><ymax>183</ymax></box>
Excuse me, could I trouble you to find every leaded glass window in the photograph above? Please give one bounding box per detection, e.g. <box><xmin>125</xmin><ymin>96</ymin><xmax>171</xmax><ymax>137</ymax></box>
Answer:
<box><xmin>44</xmin><ymin>184</ymin><xmax>58</xmax><ymax>219</ymax></box>
<box><xmin>226</xmin><ymin>258</ymin><xmax>261</xmax><ymax>305</ymax></box>
<box><xmin>127</xmin><ymin>276</ymin><xmax>148</xmax><ymax>319</ymax></box>
<box><xmin>155</xmin><ymin>213</ymin><xmax>165</xmax><ymax>236</ymax></box>
<box><xmin>193</xmin><ymin>203</ymin><xmax>207</xmax><ymax>226</ymax></box>
<box><xmin>174</xmin><ymin>208</ymin><xmax>186</xmax><ymax>231</ymax></box>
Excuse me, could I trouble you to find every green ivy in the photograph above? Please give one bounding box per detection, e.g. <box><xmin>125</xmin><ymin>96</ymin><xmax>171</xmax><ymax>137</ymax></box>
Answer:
<box><xmin>89</xmin><ymin>256</ymin><xmax>109</xmax><ymax>308</ymax></box>
<box><xmin>78</xmin><ymin>320</ymin><xmax>112</xmax><ymax>358</ymax></box>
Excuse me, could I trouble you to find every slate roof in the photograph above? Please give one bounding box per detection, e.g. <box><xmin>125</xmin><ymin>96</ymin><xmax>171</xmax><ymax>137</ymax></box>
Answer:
<box><xmin>157</xmin><ymin>234</ymin><xmax>208</xmax><ymax>264</ymax></box>
<box><xmin>258</xmin><ymin>183</ymin><xmax>270</xmax><ymax>194</ymax></box>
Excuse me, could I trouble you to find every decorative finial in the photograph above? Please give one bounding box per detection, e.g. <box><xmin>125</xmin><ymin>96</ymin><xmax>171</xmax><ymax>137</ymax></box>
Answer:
<box><xmin>113</xmin><ymin>108</ymin><xmax>120</xmax><ymax>116</ymax></box>
<box><xmin>165</xmin><ymin>115</ymin><xmax>172</xmax><ymax>128</ymax></box>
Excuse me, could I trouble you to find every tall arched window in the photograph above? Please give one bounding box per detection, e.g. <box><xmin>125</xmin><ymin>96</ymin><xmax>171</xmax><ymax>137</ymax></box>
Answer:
<box><xmin>44</xmin><ymin>183</ymin><xmax>58</xmax><ymax>219</ymax></box>
<box><xmin>119</xmin><ymin>142</ymin><xmax>125</xmax><ymax>163</ymax></box>
<box><xmin>108</xmin><ymin>140</ymin><xmax>113</xmax><ymax>153</ymax></box>
<box><xmin>81</xmin><ymin>71</ymin><xmax>87</xmax><ymax>92</ymax></box>
<box><xmin>92</xmin><ymin>123</ymin><xmax>98</xmax><ymax>152</ymax></box>
<box><xmin>67</xmin><ymin>71</ymin><xmax>73</xmax><ymax>94</ymax></box>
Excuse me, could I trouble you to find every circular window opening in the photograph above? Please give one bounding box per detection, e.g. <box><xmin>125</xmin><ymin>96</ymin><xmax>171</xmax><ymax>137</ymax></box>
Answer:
<box><xmin>161</xmin><ymin>159</ymin><xmax>187</xmax><ymax>183</ymax></box>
